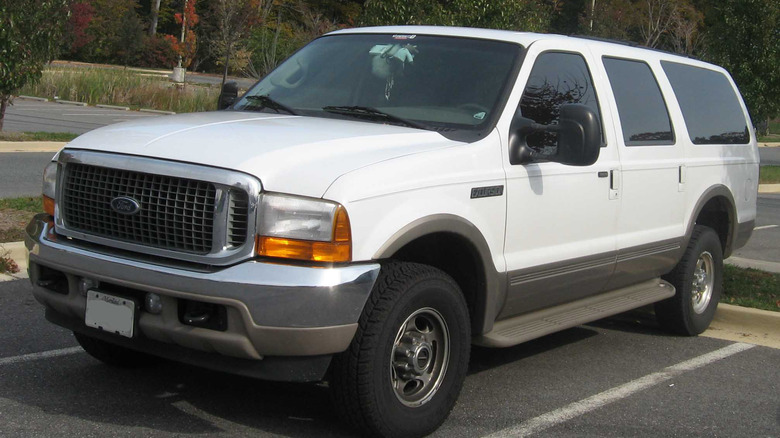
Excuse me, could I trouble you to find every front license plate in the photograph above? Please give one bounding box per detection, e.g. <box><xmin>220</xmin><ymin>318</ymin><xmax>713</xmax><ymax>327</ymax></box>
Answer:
<box><xmin>85</xmin><ymin>291</ymin><xmax>135</xmax><ymax>338</ymax></box>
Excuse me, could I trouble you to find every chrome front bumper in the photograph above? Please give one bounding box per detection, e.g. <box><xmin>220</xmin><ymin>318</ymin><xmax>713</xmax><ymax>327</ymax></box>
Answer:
<box><xmin>26</xmin><ymin>214</ymin><xmax>380</xmax><ymax>378</ymax></box>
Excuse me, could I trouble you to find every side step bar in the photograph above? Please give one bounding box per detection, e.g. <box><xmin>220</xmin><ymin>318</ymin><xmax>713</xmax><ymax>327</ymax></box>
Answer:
<box><xmin>474</xmin><ymin>278</ymin><xmax>675</xmax><ymax>348</ymax></box>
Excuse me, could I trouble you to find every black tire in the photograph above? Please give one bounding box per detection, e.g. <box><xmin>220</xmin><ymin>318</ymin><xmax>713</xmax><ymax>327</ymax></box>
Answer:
<box><xmin>656</xmin><ymin>225</ymin><xmax>723</xmax><ymax>336</ymax></box>
<box><xmin>74</xmin><ymin>332</ymin><xmax>160</xmax><ymax>367</ymax></box>
<box><xmin>330</xmin><ymin>262</ymin><xmax>470</xmax><ymax>438</ymax></box>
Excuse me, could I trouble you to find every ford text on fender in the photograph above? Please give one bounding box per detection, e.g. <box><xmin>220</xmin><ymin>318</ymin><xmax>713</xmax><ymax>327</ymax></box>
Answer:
<box><xmin>27</xmin><ymin>26</ymin><xmax>758</xmax><ymax>437</ymax></box>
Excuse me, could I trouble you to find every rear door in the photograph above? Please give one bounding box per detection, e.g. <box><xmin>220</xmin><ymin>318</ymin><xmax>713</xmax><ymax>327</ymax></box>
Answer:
<box><xmin>590</xmin><ymin>47</ymin><xmax>686</xmax><ymax>290</ymax></box>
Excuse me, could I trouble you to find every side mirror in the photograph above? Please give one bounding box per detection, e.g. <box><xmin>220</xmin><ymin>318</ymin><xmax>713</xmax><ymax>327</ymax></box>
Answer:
<box><xmin>217</xmin><ymin>81</ymin><xmax>239</xmax><ymax>110</ymax></box>
<box><xmin>509</xmin><ymin>104</ymin><xmax>602</xmax><ymax>166</ymax></box>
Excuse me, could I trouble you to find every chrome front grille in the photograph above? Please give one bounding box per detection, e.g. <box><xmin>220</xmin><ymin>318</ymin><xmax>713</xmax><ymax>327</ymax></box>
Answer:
<box><xmin>227</xmin><ymin>190</ymin><xmax>249</xmax><ymax>247</ymax></box>
<box><xmin>63</xmin><ymin>163</ymin><xmax>217</xmax><ymax>254</ymax></box>
<box><xmin>54</xmin><ymin>150</ymin><xmax>262</xmax><ymax>265</ymax></box>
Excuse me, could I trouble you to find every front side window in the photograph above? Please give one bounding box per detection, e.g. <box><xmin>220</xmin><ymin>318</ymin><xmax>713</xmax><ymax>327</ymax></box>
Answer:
<box><xmin>519</xmin><ymin>51</ymin><xmax>601</xmax><ymax>151</ymax></box>
<box><xmin>234</xmin><ymin>34</ymin><xmax>522</xmax><ymax>142</ymax></box>
<box><xmin>603</xmin><ymin>57</ymin><xmax>674</xmax><ymax>146</ymax></box>
<box><xmin>661</xmin><ymin>61</ymin><xmax>749</xmax><ymax>145</ymax></box>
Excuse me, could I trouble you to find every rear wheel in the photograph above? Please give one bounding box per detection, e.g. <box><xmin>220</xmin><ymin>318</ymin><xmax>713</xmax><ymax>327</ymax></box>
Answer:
<box><xmin>656</xmin><ymin>225</ymin><xmax>723</xmax><ymax>335</ymax></box>
<box><xmin>330</xmin><ymin>262</ymin><xmax>470</xmax><ymax>438</ymax></box>
<box><xmin>74</xmin><ymin>332</ymin><xmax>160</xmax><ymax>367</ymax></box>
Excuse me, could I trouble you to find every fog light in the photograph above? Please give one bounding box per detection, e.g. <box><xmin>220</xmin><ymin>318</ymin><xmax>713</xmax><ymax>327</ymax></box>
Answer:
<box><xmin>79</xmin><ymin>278</ymin><xmax>99</xmax><ymax>296</ymax></box>
<box><xmin>145</xmin><ymin>293</ymin><xmax>163</xmax><ymax>314</ymax></box>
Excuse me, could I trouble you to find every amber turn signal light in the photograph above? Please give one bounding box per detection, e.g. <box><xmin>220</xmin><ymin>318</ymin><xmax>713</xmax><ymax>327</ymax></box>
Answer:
<box><xmin>256</xmin><ymin>206</ymin><xmax>352</xmax><ymax>262</ymax></box>
<box><xmin>43</xmin><ymin>195</ymin><xmax>55</xmax><ymax>217</ymax></box>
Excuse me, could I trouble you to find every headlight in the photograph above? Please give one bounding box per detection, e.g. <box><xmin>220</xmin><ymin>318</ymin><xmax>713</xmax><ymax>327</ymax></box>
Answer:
<box><xmin>42</xmin><ymin>161</ymin><xmax>58</xmax><ymax>216</ymax></box>
<box><xmin>256</xmin><ymin>193</ymin><xmax>351</xmax><ymax>262</ymax></box>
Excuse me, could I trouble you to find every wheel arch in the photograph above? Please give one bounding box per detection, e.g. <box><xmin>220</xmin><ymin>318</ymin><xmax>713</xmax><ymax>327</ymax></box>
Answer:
<box><xmin>373</xmin><ymin>214</ymin><xmax>505</xmax><ymax>335</ymax></box>
<box><xmin>685</xmin><ymin>185</ymin><xmax>738</xmax><ymax>258</ymax></box>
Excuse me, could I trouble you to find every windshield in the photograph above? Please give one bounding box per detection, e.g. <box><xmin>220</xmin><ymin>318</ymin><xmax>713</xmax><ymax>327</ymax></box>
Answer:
<box><xmin>234</xmin><ymin>33</ymin><xmax>523</xmax><ymax>141</ymax></box>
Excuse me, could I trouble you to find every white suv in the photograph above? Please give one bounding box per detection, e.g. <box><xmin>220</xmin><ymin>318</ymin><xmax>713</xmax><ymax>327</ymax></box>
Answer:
<box><xmin>27</xmin><ymin>26</ymin><xmax>758</xmax><ymax>437</ymax></box>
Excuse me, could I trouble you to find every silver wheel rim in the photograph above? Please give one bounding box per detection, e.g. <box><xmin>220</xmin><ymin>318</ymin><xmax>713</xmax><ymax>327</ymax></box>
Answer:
<box><xmin>691</xmin><ymin>251</ymin><xmax>715</xmax><ymax>314</ymax></box>
<box><xmin>390</xmin><ymin>307</ymin><xmax>450</xmax><ymax>407</ymax></box>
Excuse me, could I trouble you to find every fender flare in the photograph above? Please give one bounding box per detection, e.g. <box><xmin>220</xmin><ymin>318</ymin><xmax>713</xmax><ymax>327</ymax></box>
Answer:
<box><xmin>683</xmin><ymin>185</ymin><xmax>738</xmax><ymax>258</ymax></box>
<box><xmin>374</xmin><ymin>214</ymin><xmax>505</xmax><ymax>335</ymax></box>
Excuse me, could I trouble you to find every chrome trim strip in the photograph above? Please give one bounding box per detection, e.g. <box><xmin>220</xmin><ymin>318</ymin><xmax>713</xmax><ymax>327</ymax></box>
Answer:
<box><xmin>54</xmin><ymin>150</ymin><xmax>263</xmax><ymax>266</ymax></box>
<box><xmin>616</xmin><ymin>241</ymin><xmax>681</xmax><ymax>263</ymax></box>
<box><xmin>509</xmin><ymin>255</ymin><xmax>616</xmax><ymax>286</ymax></box>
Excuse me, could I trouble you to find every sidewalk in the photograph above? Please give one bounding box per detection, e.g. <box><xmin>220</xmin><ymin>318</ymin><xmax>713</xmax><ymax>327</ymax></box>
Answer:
<box><xmin>0</xmin><ymin>241</ymin><xmax>27</xmax><ymax>282</ymax></box>
<box><xmin>0</xmin><ymin>141</ymin><xmax>66</xmax><ymax>153</ymax></box>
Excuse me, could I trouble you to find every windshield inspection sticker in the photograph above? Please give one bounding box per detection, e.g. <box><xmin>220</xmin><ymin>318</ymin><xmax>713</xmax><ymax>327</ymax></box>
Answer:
<box><xmin>474</xmin><ymin>112</ymin><xmax>487</xmax><ymax>120</ymax></box>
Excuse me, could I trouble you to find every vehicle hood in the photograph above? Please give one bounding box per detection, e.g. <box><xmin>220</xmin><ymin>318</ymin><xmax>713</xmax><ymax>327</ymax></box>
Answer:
<box><xmin>65</xmin><ymin>111</ymin><xmax>460</xmax><ymax>198</ymax></box>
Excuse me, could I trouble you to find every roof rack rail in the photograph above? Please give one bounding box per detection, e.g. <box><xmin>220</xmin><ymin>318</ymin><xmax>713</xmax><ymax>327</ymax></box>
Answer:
<box><xmin>569</xmin><ymin>34</ymin><xmax>698</xmax><ymax>59</ymax></box>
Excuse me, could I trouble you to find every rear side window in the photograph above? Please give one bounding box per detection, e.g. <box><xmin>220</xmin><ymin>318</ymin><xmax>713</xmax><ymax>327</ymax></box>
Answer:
<box><xmin>520</xmin><ymin>52</ymin><xmax>601</xmax><ymax>150</ymax></box>
<box><xmin>661</xmin><ymin>61</ymin><xmax>749</xmax><ymax>144</ymax></box>
<box><xmin>603</xmin><ymin>57</ymin><xmax>673</xmax><ymax>146</ymax></box>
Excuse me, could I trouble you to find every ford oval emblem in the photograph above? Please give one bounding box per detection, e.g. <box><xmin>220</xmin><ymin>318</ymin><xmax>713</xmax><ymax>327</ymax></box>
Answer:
<box><xmin>110</xmin><ymin>196</ymin><xmax>141</xmax><ymax>215</ymax></box>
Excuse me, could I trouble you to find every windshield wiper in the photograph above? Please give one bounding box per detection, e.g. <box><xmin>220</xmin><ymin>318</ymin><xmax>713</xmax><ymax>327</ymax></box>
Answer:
<box><xmin>245</xmin><ymin>95</ymin><xmax>297</xmax><ymax>115</ymax></box>
<box><xmin>322</xmin><ymin>106</ymin><xmax>428</xmax><ymax>130</ymax></box>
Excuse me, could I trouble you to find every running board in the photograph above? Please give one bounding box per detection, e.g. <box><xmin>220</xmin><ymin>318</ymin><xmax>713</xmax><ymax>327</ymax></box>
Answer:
<box><xmin>474</xmin><ymin>279</ymin><xmax>675</xmax><ymax>348</ymax></box>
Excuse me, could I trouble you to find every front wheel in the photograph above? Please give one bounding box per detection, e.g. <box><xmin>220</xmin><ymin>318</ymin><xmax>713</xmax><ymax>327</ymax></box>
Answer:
<box><xmin>330</xmin><ymin>262</ymin><xmax>470</xmax><ymax>438</ymax></box>
<box><xmin>656</xmin><ymin>225</ymin><xmax>723</xmax><ymax>335</ymax></box>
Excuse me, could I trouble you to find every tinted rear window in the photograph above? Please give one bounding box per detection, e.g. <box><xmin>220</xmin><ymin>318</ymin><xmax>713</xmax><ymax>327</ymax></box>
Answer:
<box><xmin>603</xmin><ymin>57</ymin><xmax>673</xmax><ymax>146</ymax></box>
<box><xmin>661</xmin><ymin>61</ymin><xmax>749</xmax><ymax>145</ymax></box>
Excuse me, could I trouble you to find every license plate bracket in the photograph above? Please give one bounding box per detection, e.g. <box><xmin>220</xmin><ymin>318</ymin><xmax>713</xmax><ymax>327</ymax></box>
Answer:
<box><xmin>85</xmin><ymin>290</ymin><xmax>136</xmax><ymax>338</ymax></box>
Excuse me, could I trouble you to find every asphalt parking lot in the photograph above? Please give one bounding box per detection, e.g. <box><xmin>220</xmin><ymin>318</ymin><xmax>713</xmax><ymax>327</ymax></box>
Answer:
<box><xmin>1</xmin><ymin>279</ymin><xmax>777</xmax><ymax>437</ymax></box>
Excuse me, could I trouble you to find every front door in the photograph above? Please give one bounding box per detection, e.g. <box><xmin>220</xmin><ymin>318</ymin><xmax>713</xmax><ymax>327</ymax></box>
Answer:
<box><xmin>500</xmin><ymin>41</ymin><xmax>621</xmax><ymax>318</ymax></box>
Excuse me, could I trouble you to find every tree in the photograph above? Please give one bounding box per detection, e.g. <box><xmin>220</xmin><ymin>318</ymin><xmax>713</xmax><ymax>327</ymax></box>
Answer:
<box><xmin>0</xmin><ymin>0</ymin><xmax>70</xmax><ymax>131</ymax></box>
<box><xmin>359</xmin><ymin>0</ymin><xmax>553</xmax><ymax>32</ymax></box>
<box><xmin>579</xmin><ymin>0</ymin><xmax>639</xmax><ymax>41</ymax></box>
<box><xmin>150</xmin><ymin>0</ymin><xmax>163</xmax><ymax>35</ymax></box>
<box><xmin>705</xmin><ymin>0</ymin><xmax>779</xmax><ymax>132</ymax></box>
<box><xmin>207</xmin><ymin>0</ymin><xmax>258</xmax><ymax>87</ymax></box>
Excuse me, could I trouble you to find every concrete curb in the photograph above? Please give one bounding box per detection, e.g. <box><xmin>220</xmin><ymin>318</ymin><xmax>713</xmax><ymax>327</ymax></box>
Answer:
<box><xmin>703</xmin><ymin>303</ymin><xmax>780</xmax><ymax>349</ymax></box>
<box><xmin>95</xmin><ymin>104</ymin><xmax>130</xmax><ymax>111</ymax></box>
<box><xmin>0</xmin><ymin>141</ymin><xmax>66</xmax><ymax>153</ymax></box>
<box><xmin>725</xmin><ymin>256</ymin><xmax>780</xmax><ymax>274</ymax></box>
<box><xmin>139</xmin><ymin>108</ymin><xmax>176</xmax><ymax>115</ymax></box>
<box><xmin>17</xmin><ymin>95</ymin><xmax>49</xmax><ymax>102</ymax></box>
<box><xmin>54</xmin><ymin>99</ymin><xmax>88</xmax><ymax>107</ymax></box>
<box><xmin>758</xmin><ymin>184</ymin><xmax>780</xmax><ymax>194</ymax></box>
<box><xmin>758</xmin><ymin>142</ymin><xmax>779</xmax><ymax>147</ymax></box>
<box><xmin>0</xmin><ymin>241</ymin><xmax>28</xmax><ymax>282</ymax></box>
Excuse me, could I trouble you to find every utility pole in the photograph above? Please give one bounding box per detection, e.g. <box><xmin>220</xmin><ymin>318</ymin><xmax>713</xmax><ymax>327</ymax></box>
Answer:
<box><xmin>590</xmin><ymin>0</ymin><xmax>596</xmax><ymax>31</ymax></box>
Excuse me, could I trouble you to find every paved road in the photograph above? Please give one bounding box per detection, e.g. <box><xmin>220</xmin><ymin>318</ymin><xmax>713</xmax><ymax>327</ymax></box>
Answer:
<box><xmin>1</xmin><ymin>279</ymin><xmax>777</xmax><ymax>437</ymax></box>
<box><xmin>760</xmin><ymin>146</ymin><xmax>780</xmax><ymax>165</ymax></box>
<box><xmin>733</xmin><ymin>193</ymin><xmax>780</xmax><ymax>262</ymax></box>
<box><xmin>3</xmin><ymin>99</ymin><xmax>159</xmax><ymax>134</ymax></box>
<box><xmin>0</xmin><ymin>153</ymin><xmax>56</xmax><ymax>198</ymax></box>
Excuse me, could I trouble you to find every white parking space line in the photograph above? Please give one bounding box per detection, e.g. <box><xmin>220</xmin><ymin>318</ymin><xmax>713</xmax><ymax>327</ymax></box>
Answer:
<box><xmin>754</xmin><ymin>224</ymin><xmax>778</xmax><ymax>231</ymax></box>
<box><xmin>483</xmin><ymin>342</ymin><xmax>755</xmax><ymax>438</ymax></box>
<box><xmin>0</xmin><ymin>347</ymin><xmax>83</xmax><ymax>366</ymax></box>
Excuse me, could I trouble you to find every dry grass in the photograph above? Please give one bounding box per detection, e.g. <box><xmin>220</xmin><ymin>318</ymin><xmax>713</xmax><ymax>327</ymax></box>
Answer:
<box><xmin>20</xmin><ymin>68</ymin><xmax>220</xmax><ymax>113</ymax></box>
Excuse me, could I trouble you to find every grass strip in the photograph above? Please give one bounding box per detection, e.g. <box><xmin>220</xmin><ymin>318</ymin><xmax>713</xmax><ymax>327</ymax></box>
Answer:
<box><xmin>723</xmin><ymin>264</ymin><xmax>779</xmax><ymax>312</ymax></box>
<box><xmin>0</xmin><ymin>131</ymin><xmax>78</xmax><ymax>142</ymax></box>
<box><xmin>759</xmin><ymin>166</ymin><xmax>780</xmax><ymax>184</ymax></box>
<box><xmin>0</xmin><ymin>197</ymin><xmax>43</xmax><ymax>213</ymax></box>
